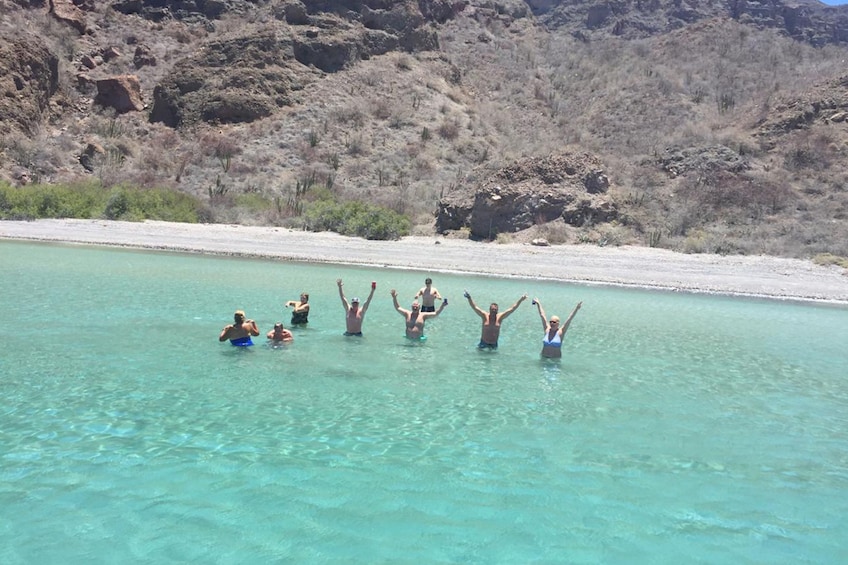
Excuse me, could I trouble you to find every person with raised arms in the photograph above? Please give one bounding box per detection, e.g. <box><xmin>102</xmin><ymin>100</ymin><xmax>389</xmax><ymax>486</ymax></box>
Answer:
<box><xmin>534</xmin><ymin>299</ymin><xmax>582</xmax><ymax>359</ymax></box>
<box><xmin>414</xmin><ymin>277</ymin><xmax>443</xmax><ymax>312</ymax></box>
<box><xmin>391</xmin><ymin>289</ymin><xmax>447</xmax><ymax>341</ymax></box>
<box><xmin>338</xmin><ymin>278</ymin><xmax>376</xmax><ymax>337</ymax></box>
<box><xmin>464</xmin><ymin>290</ymin><xmax>527</xmax><ymax>350</ymax></box>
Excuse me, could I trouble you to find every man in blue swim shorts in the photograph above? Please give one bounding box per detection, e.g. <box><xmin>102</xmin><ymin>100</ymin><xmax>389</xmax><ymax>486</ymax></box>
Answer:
<box><xmin>219</xmin><ymin>310</ymin><xmax>260</xmax><ymax>346</ymax></box>
<box><xmin>464</xmin><ymin>291</ymin><xmax>527</xmax><ymax>351</ymax></box>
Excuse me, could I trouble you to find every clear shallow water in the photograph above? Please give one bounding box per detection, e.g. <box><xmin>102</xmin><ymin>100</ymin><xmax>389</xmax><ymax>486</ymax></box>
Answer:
<box><xmin>1</xmin><ymin>241</ymin><xmax>847</xmax><ymax>564</ymax></box>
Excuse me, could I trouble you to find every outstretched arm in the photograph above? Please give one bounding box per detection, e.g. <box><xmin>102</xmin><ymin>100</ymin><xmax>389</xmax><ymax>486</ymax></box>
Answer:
<box><xmin>423</xmin><ymin>299</ymin><xmax>448</xmax><ymax>320</ymax></box>
<box><xmin>390</xmin><ymin>289</ymin><xmax>407</xmax><ymax>316</ymax></box>
<box><xmin>360</xmin><ymin>284</ymin><xmax>377</xmax><ymax>315</ymax></box>
<box><xmin>337</xmin><ymin>279</ymin><xmax>349</xmax><ymax>310</ymax></box>
<box><xmin>534</xmin><ymin>298</ymin><xmax>548</xmax><ymax>331</ymax></box>
<box><xmin>499</xmin><ymin>294</ymin><xmax>528</xmax><ymax>320</ymax></box>
<box><xmin>465</xmin><ymin>292</ymin><xmax>487</xmax><ymax>319</ymax></box>
<box><xmin>560</xmin><ymin>301</ymin><xmax>583</xmax><ymax>336</ymax></box>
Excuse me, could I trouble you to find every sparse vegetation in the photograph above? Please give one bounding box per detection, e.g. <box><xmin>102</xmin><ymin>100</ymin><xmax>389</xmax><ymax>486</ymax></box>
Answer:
<box><xmin>2</xmin><ymin>1</ymin><xmax>848</xmax><ymax>257</ymax></box>
<box><xmin>0</xmin><ymin>181</ymin><xmax>204</xmax><ymax>223</ymax></box>
<box><xmin>303</xmin><ymin>198</ymin><xmax>411</xmax><ymax>240</ymax></box>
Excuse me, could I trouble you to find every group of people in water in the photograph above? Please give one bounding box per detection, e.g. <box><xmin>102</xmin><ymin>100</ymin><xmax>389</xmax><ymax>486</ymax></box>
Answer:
<box><xmin>219</xmin><ymin>277</ymin><xmax>582</xmax><ymax>359</ymax></box>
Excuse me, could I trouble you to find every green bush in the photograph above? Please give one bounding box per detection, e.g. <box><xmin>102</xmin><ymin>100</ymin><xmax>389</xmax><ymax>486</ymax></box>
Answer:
<box><xmin>0</xmin><ymin>181</ymin><xmax>203</xmax><ymax>223</ymax></box>
<box><xmin>304</xmin><ymin>198</ymin><xmax>410</xmax><ymax>240</ymax></box>
<box><xmin>233</xmin><ymin>193</ymin><xmax>274</xmax><ymax>213</ymax></box>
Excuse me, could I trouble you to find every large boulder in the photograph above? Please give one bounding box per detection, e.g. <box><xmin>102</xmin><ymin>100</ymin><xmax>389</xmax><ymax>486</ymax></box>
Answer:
<box><xmin>436</xmin><ymin>153</ymin><xmax>618</xmax><ymax>239</ymax></box>
<box><xmin>95</xmin><ymin>75</ymin><xmax>144</xmax><ymax>113</ymax></box>
<box><xmin>49</xmin><ymin>0</ymin><xmax>87</xmax><ymax>34</ymax></box>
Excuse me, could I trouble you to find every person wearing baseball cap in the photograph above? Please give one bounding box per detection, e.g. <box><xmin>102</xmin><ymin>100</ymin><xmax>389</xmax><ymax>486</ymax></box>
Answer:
<box><xmin>337</xmin><ymin>278</ymin><xmax>376</xmax><ymax>336</ymax></box>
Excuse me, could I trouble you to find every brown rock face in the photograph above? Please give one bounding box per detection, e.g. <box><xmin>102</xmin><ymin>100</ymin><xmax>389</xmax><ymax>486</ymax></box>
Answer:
<box><xmin>94</xmin><ymin>75</ymin><xmax>144</xmax><ymax>113</ymax></box>
<box><xmin>436</xmin><ymin>153</ymin><xmax>618</xmax><ymax>239</ymax></box>
<box><xmin>49</xmin><ymin>0</ymin><xmax>87</xmax><ymax>34</ymax></box>
<box><xmin>150</xmin><ymin>32</ymin><xmax>303</xmax><ymax>127</ymax></box>
<box><xmin>0</xmin><ymin>34</ymin><xmax>59</xmax><ymax>135</ymax></box>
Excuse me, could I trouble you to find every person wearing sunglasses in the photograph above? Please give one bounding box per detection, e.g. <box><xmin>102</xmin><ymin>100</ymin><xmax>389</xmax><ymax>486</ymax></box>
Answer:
<box><xmin>534</xmin><ymin>299</ymin><xmax>582</xmax><ymax>359</ymax></box>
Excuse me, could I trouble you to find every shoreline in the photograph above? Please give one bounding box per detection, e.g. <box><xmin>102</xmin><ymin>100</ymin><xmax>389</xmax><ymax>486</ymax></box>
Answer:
<box><xmin>2</xmin><ymin>219</ymin><xmax>847</xmax><ymax>305</ymax></box>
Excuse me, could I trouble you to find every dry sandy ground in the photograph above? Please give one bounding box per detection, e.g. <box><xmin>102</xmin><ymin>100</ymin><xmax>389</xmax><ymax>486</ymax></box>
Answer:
<box><xmin>2</xmin><ymin>219</ymin><xmax>847</xmax><ymax>304</ymax></box>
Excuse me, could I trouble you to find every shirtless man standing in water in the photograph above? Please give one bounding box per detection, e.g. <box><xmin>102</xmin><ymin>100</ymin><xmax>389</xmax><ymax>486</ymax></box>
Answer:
<box><xmin>414</xmin><ymin>277</ymin><xmax>442</xmax><ymax>312</ymax></box>
<box><xmin>464</xmin><ymin>291</ymin><xmax>527</xmax><ymax>350</ymax></box>
<box><xmin>338</xmin><ymin>278</ymin><xmax>376</xmax><ymax>336</ymax></box>
<box><xmin>391</xmin><ymin>289</ymin><xmax>447</xmax><ymax>340</ymax></box>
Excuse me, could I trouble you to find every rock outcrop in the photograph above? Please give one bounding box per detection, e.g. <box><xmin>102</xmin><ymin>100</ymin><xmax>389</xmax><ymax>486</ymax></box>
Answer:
<box><xmin>530</xmin><ymin>0</ymin><xmax>848</xmax><ymax>47</ymax></box>
<box><xmin>95</xmin><ymin>75</ymin><xmax>145</xmax><ymax>113</ymax></box>
<box><xmin>755</xmin><ymin>74</ymin><xmax>848</xmax><ymax>145</ymax></box>
<box><xmin>150</xmin><ymin>32</ymin><xmax>307</xmax><ymax>127</ymax></box>
<box><xmin>149</xmin><ymin>0</ymin><xmax>462</xmax><ymax>127</ymax></box>
<box><xmin>436</xmin><ymin>153</ymin><xmax>618</xmax><ymax>239</ymax></box>
<box><xmin>49</xmin><ymin>0</ymin><xmax>87</xmax><ymax>34</ymax></box>
<box><xmin>0</xmin><ymin>33</ymin><xmax>59</xmax><ymax>135</ymax></box>
<box><xmin>657</xmin><ymin>145</ymin><xmax>751</xmax><ymax>178</ymax></box>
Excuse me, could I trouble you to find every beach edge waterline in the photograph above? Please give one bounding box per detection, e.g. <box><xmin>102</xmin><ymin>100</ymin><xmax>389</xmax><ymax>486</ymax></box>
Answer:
<box><xmin>3</xmin><ymin>219</ymin><xmax>847</xmax><ymax>305</ymax></box>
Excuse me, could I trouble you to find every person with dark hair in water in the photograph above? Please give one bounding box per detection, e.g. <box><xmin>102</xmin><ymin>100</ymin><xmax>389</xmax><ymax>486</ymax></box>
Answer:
<box><xmin>414</xmin><ymin>277</ymin><xmax>442</xmax><ymax>312</ymax></box>
<box><xmin>285</xmin><ymin>292</ymin><xmax>310</xmax><ymax>326</ymax></box>
<box><xmin>464</xmin><ymin>291</ymin><xmax>527</xmax><ymax>350</ymax></box>
<box><xmin>267</xmin><ymin>321</ymin><xmax>294</xmax><ymax>343</ymax></box>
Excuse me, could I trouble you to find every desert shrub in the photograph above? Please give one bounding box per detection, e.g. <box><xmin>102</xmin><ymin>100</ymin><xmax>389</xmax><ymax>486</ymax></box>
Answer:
<box><xmin>104</xmin><ymin>189</ymin><xmax>131</xmax><ymax>219</ymax></box>
<box><xmin>0</xmin><ymin>182</ymin><xmax>202</xmax><ymax>222</ymax></box>
<box><xmin>0</xmin><ymin>181</ymin><xmax>102</xmax><ymax>219</ymax></box>
<box><xmin>812</xmin><ymin>253</ymin><xmax>848</xmax><ymax>269</ymax></box>
<box><xmin>677</xmin><ymin>170</ymin><xmax>794</xmax><ymax>218</ymax></box>
<box><xmin>437</xmin><ymin>119</ymin><xmax>461</xmax><ymax>140</ymax></box>
<box><xmin>103</xmin><ymin>186</ymin><xmax>203</xmax><ymax>222</ymax></box>
<box><xmin>303</xmin><ymin>198</ymin><xmax>410</xmax><ymax>240</ymax></box>
<box><xmin>200</xmin><ymin>133</ymin><xmax>242</xmax><ymax>172</ymax></box>
<box><xmin>233</xmin><ymin>192</ymin><xmax>274</xmax><ymax>213</ymax></box>
<box><xmin>536</xmin><ymin>220</ymin><xmax>570</xmax><ymax>244</ymax></box>
<box><xmin>680</xmin><ymin>228</ymin><xmax>742</xmax><ymax>255</ymax></box>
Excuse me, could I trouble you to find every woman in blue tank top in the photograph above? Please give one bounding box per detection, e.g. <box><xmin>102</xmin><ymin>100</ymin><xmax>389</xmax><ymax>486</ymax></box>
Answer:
<box><xmin>533</xmin><ymin>299</ymin><xmax>582</xmax><ymax>359</ymax></box>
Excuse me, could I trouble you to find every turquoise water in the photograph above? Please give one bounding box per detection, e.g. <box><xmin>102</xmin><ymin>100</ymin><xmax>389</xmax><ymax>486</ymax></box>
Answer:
<box><xmin>1</xmin><ymin>241</ymin><xmax>847</xmax><ymax>564</ymax></box>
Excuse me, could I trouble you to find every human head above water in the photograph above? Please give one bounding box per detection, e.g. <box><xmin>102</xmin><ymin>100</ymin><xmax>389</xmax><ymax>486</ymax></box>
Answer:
<box><xmin>234</xmin><ymin>310</ymin><xmax>245</xmax><ymax>323</ymax></box>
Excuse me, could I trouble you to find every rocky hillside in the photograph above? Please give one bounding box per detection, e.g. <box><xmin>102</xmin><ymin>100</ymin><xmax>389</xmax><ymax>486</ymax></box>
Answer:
<box><xmin>1</xmin><ymin>0</ymin><xmax>848</xmax><ymax>258</ymax></box>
